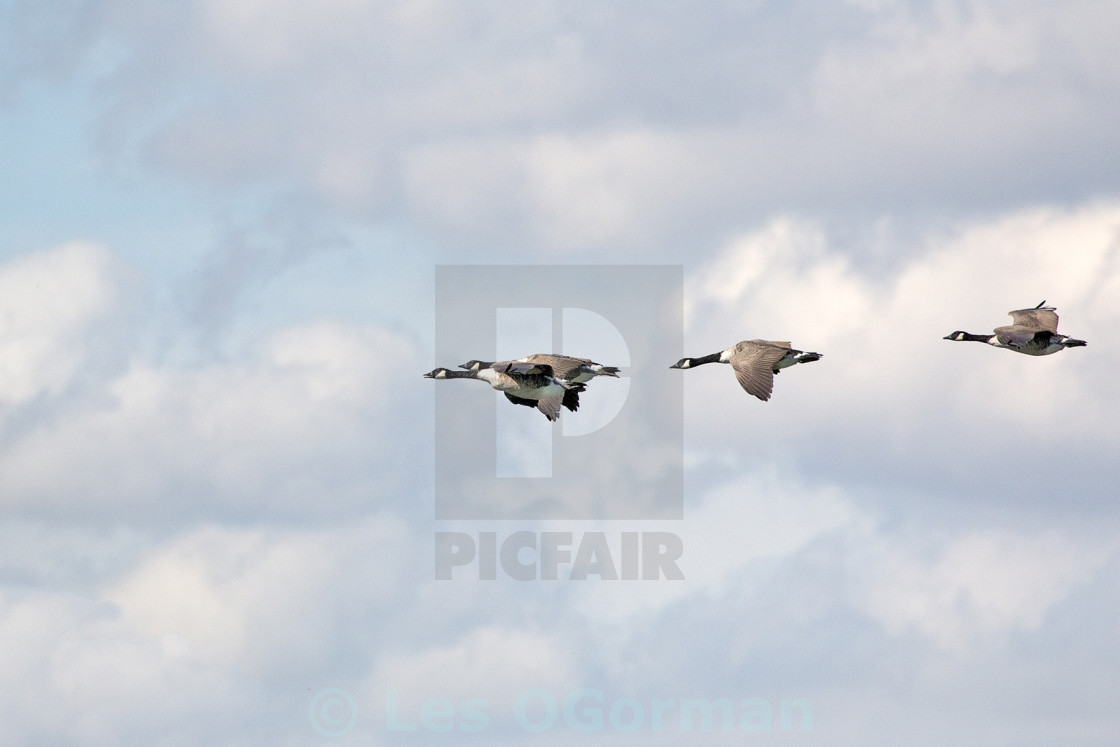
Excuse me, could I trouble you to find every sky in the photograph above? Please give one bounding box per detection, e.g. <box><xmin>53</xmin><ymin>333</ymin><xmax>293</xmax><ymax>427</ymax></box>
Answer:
<box><xmin>1</xmin><ymin>0</ymin><xmax>1119</xmax><ymax>744</ymax></box>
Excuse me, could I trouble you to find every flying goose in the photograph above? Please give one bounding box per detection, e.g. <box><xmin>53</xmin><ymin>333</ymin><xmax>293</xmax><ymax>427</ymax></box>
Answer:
<box><xmin>460</xmin><ymin>354</ymin><xmax>620</xmax><ymax>384</ymax></box>
<box><xmin>461</xmin><ymin>355</ymin><xmax>617</xmax><ymax>415</ymax></box>
<box><xmin>943</xmin><ymin>301</ymin><xmax>1087</xmax><ymax>355</ymax></box>
<box><xmin>670</xmin><ymin>340</ymin><xmax>822</xmax><ymax>402</ymax></box>
<box><xmin>424</xmin><ymin>361</ymin><xmax>580</xmax><ymax>421</ymax></box>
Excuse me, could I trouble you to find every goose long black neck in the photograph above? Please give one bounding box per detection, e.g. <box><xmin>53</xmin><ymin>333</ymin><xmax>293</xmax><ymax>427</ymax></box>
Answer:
<box><xmin>425</xmin><ymin>369</ymin><xmax>476</xmax><ymax>379</ymax></box>
<box><xmin>691</xmin><ymin>352</ymin><xmax>723</xmax><ymax>366</ymax></box>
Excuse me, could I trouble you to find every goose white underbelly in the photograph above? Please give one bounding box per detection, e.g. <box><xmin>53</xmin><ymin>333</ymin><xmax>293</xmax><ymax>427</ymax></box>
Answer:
<box><xmin>773</xmin><ymin>352</ymin><xmax>799</xmax><ymax>370</ymax></box>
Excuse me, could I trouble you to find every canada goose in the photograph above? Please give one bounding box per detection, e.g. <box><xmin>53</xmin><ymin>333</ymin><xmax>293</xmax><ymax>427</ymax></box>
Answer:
<box><xmin>943</xmin><ymin>301</ymin><xmax>1087</xmax><ymax>355</ymax></box>
<box><xmin>460</xmin><ymin>355</ymin><xmax>620</xmax><ymax>384</ymax></box>
<box><xmin>459</xmin><ymin>357</ymin><xmax>594</xmax><ymax>414</ymax></box>
<box><xmin>424</xmin><ymin>361</ymin><xmax>580</xmax><ymax>421</ymax></box>
<box><xmin>670</xmin><ymin>340</ymin><xmax>822</xmax><ymax>402</ymax></box>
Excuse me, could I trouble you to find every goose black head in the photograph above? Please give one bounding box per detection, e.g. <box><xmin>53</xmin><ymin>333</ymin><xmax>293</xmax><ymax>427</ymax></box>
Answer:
<box><xmin>424</xmin><ymin>367</ymin><xmax>452</xmax><ymax>379</ymax></box>
<box><xmin>669</xmin><ymin>358</ymin><xmax>692</xmax><ymax>369</ymax></box>
<box><xmin>458</xmin><ymin>359</ymin><xmax>492</xmax><ymax>371</ymax></box>
<box><xmin>943</xmin><ymin>331</ymin><xmax>967</xmax><ymax>341</ymax></box>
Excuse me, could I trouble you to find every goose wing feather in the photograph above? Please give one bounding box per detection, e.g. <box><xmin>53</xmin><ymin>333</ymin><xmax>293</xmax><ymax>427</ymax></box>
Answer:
<box><xmin>495</xmin><ymin>360</ymin><xmax>551</xmax><ymax>376</ymax></box>
<box><xmin>993</xmin><ymin>325</ymin><xmax>1047</xmax><ymax>350</ymax></box>
<box><xmin>1007</xmin><ymin>307</ymin><xmax>1058</xmax><ymax>332</ymax></box>
<box><xmin>728</xmin><ymin>342</ymin><xmax>790</xmax><ymax>401</ymax></box>
<box><xmin>731</xmin><ymin>362</ymin><xmax>775</xmax><ymax>401</ymax></box>
<box><xmin>522</xmin><ymin>354</ymin><xmax>590</xmax><ymax>380</ymax></box>
<box><xmin>535</xmin><ymin>392</ymin><xmax>564</xmax><ymax>421</ymax></box>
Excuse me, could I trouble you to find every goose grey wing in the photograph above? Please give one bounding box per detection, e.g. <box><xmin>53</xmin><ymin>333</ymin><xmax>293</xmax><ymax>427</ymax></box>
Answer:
<box><xmin>747</xmin><ymin>339</ymin><xmax>792</xmax><ymax>349</ymax></box>
<box><xmin>993</xmin><ymin>325</ymin><xmax>1046</xmax><ymax>350</ymax></box>
<box><xmin>726</xmin><ymin>340</ymin><xmax>789</xmax><ymax>359</ymax></box>
<box><xmin>734</xmin><ymin>342</ymin><xmax>791</xmax><ymax>368</ymax></box>
<box><xmin>535</xmin><ymin>391</ymin><xmax>564</xmax><ymax>421</ymax></box>
<box><xmin>730</xmin><ymin>360</ymin><xmax>775</xmax><ymax>401</ymax></box>
<box><xmin>729</xmin><ymin>344</ymin><xmax>789</xmax><ymax>401</ymax></box>
<box><xmin>1007</xmin><ymin>307</ymin><xmax>1058</xmax><ymax>332</ymax></box>
<box><xmin>523</xmin><ymin>354</ymin><xmax>585</xmax><ymax>380</ymax></box>
<box><xmin>495</xmin><ymin>360</ymin><xmax>547</xmax><ymax>376</ymax></box>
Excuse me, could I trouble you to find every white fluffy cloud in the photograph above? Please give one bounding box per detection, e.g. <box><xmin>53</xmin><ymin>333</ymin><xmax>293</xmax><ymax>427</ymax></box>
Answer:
<box><xmin>0</xmin><ymin>244</ymin><xmax>421</xmax><ymax>520</ymax></box>
<box><xmin>852</xmin><ymin>527</ymin><xmax>1116</xmax><ymax>651</ymax></box>
<box><xmin>368</xmin><ymin>625</ymin><xmax>582</xmax><ymax>726</ymax></box>
<box><xmin>0</xmin><ymin>515</ymin><xmax>417</xmax><ymax>744</ymax></box>
<box><xmin>11</xmin><ymin>1</ymin><xmax>1116</xmax><ymax>253</ymax></box>
<box><xmin>4</xmin><ymin>1</ymin><xmax>1120</xmax><ymax>743</ymax></box>
<box><xmin>1</xmin><ymin>322</ymin><xmax>417</xmax><ymax>517</ymax></box>
<box><xmin>2</xmin><ymin>210</ymin><xmax>1116</xmax><ymax>743</ymax></box>
<box><xmin>106</xmin><ymin>518</ymin><xmax>411</xmax><ymax>673</ymax></box>
<box><xmin>0</xmin><ymin>242</ymin><xmax>127</xmax><ymax>406</ymax></box>
<box><xmin>569</xmin><ymin>470</ymin><xmax>1114</xmax><ymax>658</ymax></box>
<box><xmin>0</xmin><ymin>588</ymin><xmax>252</xmax><ymax>744</ymax></box>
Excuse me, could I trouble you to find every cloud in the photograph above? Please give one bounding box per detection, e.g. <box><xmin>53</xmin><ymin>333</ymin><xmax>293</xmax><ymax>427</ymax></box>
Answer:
<box><xmin>0</xmin><ymin>243</ymin><xmax>422</xmax><ymax>522</ymax></box>
<box><xmin>0</xmin><ymin>587</ymin><xmax>254</xmax><ymax>744</ymax></box>
<box><xmin>1</xmin><ymin>321</ymin><xmax>419</xmax><ymax>520</ymax></box>
<box><xmin>0</xmin><ymin>242</ymin><xmax>130</xmax><ymax>406</ymax></box>
<box><xmin>369</xmin><ymin>625</ymin><xmax>582</xmax><ymax>726</ymax></box>
<box><xmin>106</xmin><ymin>518</ymin><xmax>412</xmax><ymax>675</ymax></box>
<box><xmin>4</xmin><ymin>3</ymin><xmax>1120</xmax><ymax>743</ymax></box>
<box><xmin>11</xmin><ymin>1</ymin><xmax>1118</xmax><ymax>255</ymax></box>
<box><xmin>851</xmin><ymin>527</ymin><xmax>1116</xmax><ymax>651</ymax></box>
<box><xmin>568</xmin><ymin>464</ymin><xmax>1114</xmax><ymax>658</ymax></box>
<box><xmin>565</xmin><ymin>471</ymin><xmax>861</xmax><ymax>632</ymax></box>
<box><xmin>403</xmin><ymin>127</ymin><xmax>707</xmax><ymax>253</ymax></box>
<box><xmin>0</xmin><ymin>0</ymin><xmax>103</xmax><ymax>101</ymax></box>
